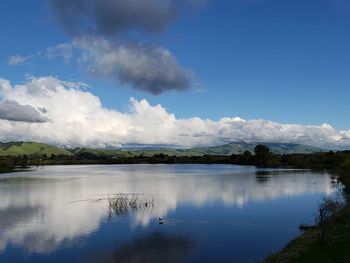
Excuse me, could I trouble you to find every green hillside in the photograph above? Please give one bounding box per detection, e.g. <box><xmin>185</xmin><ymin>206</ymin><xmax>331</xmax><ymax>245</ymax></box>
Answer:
<box><xmin>74</xmin><ymin>142</ymin><xmax>325</xmax><ymax>157</ymax></box>
<box><xmin>191</xmin><ymin>142</ymin><xmax>325</xmax><ymax>155</ymax></box>
<box><xmin>0</xmin><ymin>141</ymin><xmax>325</xmax><ymax>158</ymax></box>
<box><xmin>72</xmin><ymin>147</ymin><xmax>134</xmax><ymax>158</ymax></box>
<box><xmin>0</xmin><ymin>142</ymin><xmax>73</xmax><ymax>157</ymax></box>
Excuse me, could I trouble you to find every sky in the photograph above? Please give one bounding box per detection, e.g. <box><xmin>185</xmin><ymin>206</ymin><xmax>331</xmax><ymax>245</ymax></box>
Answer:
<box><xmin>0</xmin><ymin>0</ymin><xmax>350</xmax><ymax>149</ymax></box>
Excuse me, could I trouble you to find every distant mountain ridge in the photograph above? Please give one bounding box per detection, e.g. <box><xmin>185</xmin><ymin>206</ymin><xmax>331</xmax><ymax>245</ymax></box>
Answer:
<box><xmin>0</xmin><ymin>141</ymin><xmax>325</xmax><ymax>157</ymax></box>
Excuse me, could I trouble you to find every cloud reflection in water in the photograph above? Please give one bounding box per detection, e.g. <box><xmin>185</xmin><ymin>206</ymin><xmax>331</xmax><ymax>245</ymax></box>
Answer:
<box><xmin>0</xmin><ymin>165</ymin><xmax>336</xmax><ymax>254</ymax></box>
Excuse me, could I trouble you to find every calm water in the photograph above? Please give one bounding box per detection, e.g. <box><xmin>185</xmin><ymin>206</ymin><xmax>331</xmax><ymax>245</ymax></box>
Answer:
<box><xmin>0</xmin><ymin>164</ymin><xmax>339</xmax><ymax>263</ymax></box>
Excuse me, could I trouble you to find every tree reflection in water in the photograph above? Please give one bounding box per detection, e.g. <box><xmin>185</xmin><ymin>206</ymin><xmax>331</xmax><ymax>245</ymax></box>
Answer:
<box><xmin>89</xmin><ymin>232</ymin><xmax>192</xmax><ymax>263</ymax></box>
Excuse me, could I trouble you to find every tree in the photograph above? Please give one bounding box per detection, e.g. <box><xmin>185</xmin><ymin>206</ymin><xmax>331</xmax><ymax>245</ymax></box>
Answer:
<box><xmin>254</xmin><ymin>145</ymin><xmax>271</xmax><ymax>166</ymax></box>
<box><xmin>254</xmin><ymin>145</ymin><xmax>270</xmax><ymax>156</ymax></box>
<box><xmin>316</xmin><ymin>194</ymin><xmax>343</xmax><ymax>244</ymax></box>
<box><xmin>234</xmin><ymin>151</ymin><xmax>253</xmax><ymax>165</ymax></box>
<box><xmin>20</xmin><ymin>154</ymin><xmax>29</xmax><ymax>168</ymax></box>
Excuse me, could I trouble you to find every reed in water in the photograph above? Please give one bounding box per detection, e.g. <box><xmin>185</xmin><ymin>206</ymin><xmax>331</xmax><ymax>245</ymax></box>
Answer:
<box><xmin>107</xmin><ymin>194</ymin><xmax>155</xmax><ymax>217</ymax></box>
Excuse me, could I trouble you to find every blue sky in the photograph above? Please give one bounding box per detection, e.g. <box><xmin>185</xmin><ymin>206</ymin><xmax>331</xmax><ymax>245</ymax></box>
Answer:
<box><xmin>0</xmin><ymin>0</ymin><xmax>349</xmax><ymax>148</ymax></box>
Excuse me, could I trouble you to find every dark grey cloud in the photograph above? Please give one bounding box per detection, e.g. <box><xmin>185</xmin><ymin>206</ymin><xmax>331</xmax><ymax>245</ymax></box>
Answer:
<box><xmin>49</xmin><ymin>0</ymin><xmax>203</xmax><ymax>94</ymax></box>
<box><xmin>115</xmin><ymin>44</ymin><xmax>191</xmax><ymax>94</ymax></box>
<box><xmin>49</xmin><ymin>0</ymin><xmax>87</xmax><ymax>36</ymax></box>
<box><xmin>76</xmin><ymin>37</ymin><xmax>192</xmax><ymax>94</ymax></box>
<box><xmin>49</xmin><ymin>0</ymin><xmax>190</xmax><ymax>36</ymax></box>
<box><xmin>0</xmin><ymin>100</ymin><xmax>48</xmax><ymax>123</ymax></box>
<box><xmin>50</xmin><ymin>0</ymin><xmax>208</xmax><ymax>35</ymax></box>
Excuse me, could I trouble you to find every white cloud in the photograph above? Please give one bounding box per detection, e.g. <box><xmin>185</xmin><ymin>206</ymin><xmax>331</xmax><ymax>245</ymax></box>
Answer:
<box><xmin>0</xmin><ymin>76</ymin><xmax>349</xmax><ymax>149</ymax></box>
<box><xmin>45</xmin><ymin>43</ymin><xmax>73</xmax><ymax>64</ymax></box>
<box><xmin>7</xmin><ymin>55</ymin><xmax>32</xmax><ymax>66</ymax></box>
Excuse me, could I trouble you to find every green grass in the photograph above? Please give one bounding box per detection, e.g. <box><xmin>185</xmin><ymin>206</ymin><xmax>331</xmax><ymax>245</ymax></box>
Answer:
<box><xmin>73</xmin><ymin>142</ymin><xmax>325</xmax><ymax>157</ymax></box>
<box><xmin>265</xmin><ymin>208</ymin><xmax>350</xmax><ymax>263</ymax></box>
<box><xmin>0</xmin><ymin>142</ymin><xmax>73</xmax><ymax>157</ymax></box>
<box><xmin>0</xmin><ymin>141</ymin><xmax>325</xmax><ymax>158</ymax></box>
<box><xmin>73</xmin><ymin>147</ymin><xmax>134</xmax><ymax>157</ymax></box>
<box><xmin>73</xmin><ymin>147</ymin><xmax>208</xmax><ymax>157</ymax></box>
<box><xmin>264</xmin><ymin>175</ymin><xmax>350</xmax><ymax>263</ymax></box>
<box><xmin>136</xmin><ymin>142</ymin><xmax>325</xmax><ymax>156</ymax></box>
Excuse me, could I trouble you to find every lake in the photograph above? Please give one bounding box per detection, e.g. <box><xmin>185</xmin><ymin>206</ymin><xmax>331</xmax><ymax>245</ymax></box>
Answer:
<box><xmin>0</xmin><ymin>164</ymin><xmax>339</xmax><ymax>263</ymax></box>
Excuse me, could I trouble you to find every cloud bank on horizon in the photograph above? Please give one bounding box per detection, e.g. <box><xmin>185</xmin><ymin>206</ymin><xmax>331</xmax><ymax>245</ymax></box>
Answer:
<box><xmin>0</xmin><ymin>76</ymin><xmax>349</xmax><ymax>149</ymax></box>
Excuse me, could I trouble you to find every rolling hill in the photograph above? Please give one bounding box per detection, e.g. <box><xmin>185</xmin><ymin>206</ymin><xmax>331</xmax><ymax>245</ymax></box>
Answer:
<box><xmin>0</xmin><ymin>141</ymin><xmax>325</xmax><ymax>157</ymax></box>
<box><xmin>190</xmin><ymin>142</ymin><xmax>325</xmax><ymax>155</ymax></box>
<box><xmin>73</xmin><ymin>141</ymin><xmax>325</xmax><ymax>157</ymax></box>
<box><xmin>0</xmin><ymin>142</ymin><xmax>73</xmax><ymax>157</ymax></box>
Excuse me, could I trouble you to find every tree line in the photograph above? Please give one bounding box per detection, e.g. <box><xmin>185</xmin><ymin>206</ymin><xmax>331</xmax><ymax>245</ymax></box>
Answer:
<box><xmin>1</xmin><ymin>144</ymin><xmax>350</xmax><ymax>175</ymax></box>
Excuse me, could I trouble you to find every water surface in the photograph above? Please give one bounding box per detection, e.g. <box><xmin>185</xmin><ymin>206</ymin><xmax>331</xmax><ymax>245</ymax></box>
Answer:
<box><xmin>0</xmin><ymin>164</ymin><xmax>338</xmax><ymax>262</ymax></box>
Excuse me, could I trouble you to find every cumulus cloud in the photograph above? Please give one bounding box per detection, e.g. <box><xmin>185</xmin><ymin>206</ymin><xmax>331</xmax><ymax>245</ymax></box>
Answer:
<box><xmin>75</xmin><ymin>37</ymin><xmax>191</xmax><ymax>94</ymax></box>
<box><xmin>0</xmin><ymin>100</ymin><xmax>48</xmax><ymax>123</ymax></box>
<box><xmin>0</xmin><ymin>76</ymin><xmax>349</xmax><ymax>148</ymax></box>
<box><xmin>7</xmin><ymin>55</ymin><xmax>32</xmax><ymax>66</ymax></box>
<box><xmin>48</xmin><ymin>0</ymin><xmax>202</xmax><ymax>94</ymax></box>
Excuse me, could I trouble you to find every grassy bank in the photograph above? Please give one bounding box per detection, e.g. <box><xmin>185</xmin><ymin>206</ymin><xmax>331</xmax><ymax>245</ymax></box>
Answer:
<box><xmin>264</xmin><ymin>172</ymin><xmax>350</xmax><ymax>263</ymax></box>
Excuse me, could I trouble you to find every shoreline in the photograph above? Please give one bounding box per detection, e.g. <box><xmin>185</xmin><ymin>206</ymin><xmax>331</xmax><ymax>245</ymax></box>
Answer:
<box><xmin>263</xmin><ymin>173</ymin><xmax>350</xmax><ymax>263</ymax></box>
<box><xmin>1</xmin><ymin>150</ymin><xmax>349</xmax><ymax>261</ymax></box>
